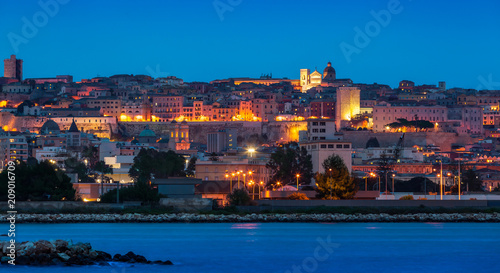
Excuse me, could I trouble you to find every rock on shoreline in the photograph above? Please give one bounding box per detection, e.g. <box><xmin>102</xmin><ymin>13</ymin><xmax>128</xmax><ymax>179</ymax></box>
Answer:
<box><xmin>0</xmin><ymin>213</ymin><xmax>499</xmax><ymax>223</ymax></box>
<box><xmin>0</xmin><ymin>240</ymin><xmax>173</xmax><ymax>266</ymax></box>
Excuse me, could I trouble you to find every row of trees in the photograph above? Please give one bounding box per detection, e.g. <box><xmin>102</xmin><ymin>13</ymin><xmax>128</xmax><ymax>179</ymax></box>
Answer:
<box><xmin>266</xmin><ymin>143</ymin><xmax>358</xmax><ymax>199</ymax></box>
<box><xmin>386</xmin><ymin>118</ymin><xmax>434</xmax><ymax>131</ymax></box>
<box><xmin>266</xmin><ymin>142</ymin><xmax>313</xmax><ymax>188</ymax></box>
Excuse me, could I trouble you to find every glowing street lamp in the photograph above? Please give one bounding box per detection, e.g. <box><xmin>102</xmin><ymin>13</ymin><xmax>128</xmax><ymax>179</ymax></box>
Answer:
<box><xmin>249</xmin><ymin>181</ymin><xmax>255</xmax><ymax>200</ymax></box>
<box><xmin>248</xmin><ymin>148</ymin><xmax>256</xmax><ymax>158</ymax></box>
<box><xmin>296</xmin><ymin>174</ymin><xmax>300</xmax><ymax>192</ymax></box>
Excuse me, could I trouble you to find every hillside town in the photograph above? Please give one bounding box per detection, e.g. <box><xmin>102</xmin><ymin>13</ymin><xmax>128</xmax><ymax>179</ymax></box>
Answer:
<box><xmin>1</xmin><ymin>54</ymin><xmax>499</xmax><ymax>204</ymax></box>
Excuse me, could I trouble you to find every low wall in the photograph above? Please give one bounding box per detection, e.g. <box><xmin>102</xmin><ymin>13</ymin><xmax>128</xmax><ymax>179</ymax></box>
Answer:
<box><xmin>254</xmin><ymin>199</ymin><xmax>489</xmax><ymax>211</ymax></box>
<box><xmin>0</xmin><ymin>201</ymin><xmax>141</xmax><ymax>212</ymax></box>
<box><xmin>159</xmin><ymin>198</ymin><xmax>212</xmax><ymax>212</ymax></box>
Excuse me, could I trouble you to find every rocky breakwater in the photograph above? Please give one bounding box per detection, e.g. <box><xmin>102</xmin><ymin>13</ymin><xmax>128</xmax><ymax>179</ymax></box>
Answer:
<box><xmin>0</xmin><ymin>239</ymin><xmax>173</xmax><ymax>266</ymax></box>
<box><xmin>2</xmin><ymin>212</ymin><xmax>500</xmax><ymax>223</ymax></box>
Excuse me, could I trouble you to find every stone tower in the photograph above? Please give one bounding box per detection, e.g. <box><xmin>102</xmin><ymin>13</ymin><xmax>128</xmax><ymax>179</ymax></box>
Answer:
<box><xmin>4</xmin><ymin>55</ymin><xmax>23</xmax><ymax>81</ymax></box>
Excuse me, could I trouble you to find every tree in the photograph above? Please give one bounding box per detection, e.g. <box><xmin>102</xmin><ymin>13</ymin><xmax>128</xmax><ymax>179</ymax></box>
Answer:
<box><xmin>100</xmin><ymin>182</ymin><xmax>164</xmax><ymax>204</ymax></box>
<box><xmin>186</xmin><ymin>156</ymin><xmax>197</xmax><ymax>177</ymax></box>
<box><xmin>395</xmin><ymin>177</ymin><xmax>436</xmax><ymax>192</ymax></box>
<box><xmin>0</xmin><ymin>160</ymin><xmax>76</xmax><ymax>201</ymax></box>
<box><xmin>315</xmin><ymin>155</ymin><xmax>357</xmax><ymax>199</ymax></box>
<box><xmin>288</xmin><ymin>192</ymin><xmax>309</xmax><ymax>200</ymax></box>
<box><xmin>129</xmin><ymin>149</ymin><xmax>186</xmax><ymax>184</ymax></box>
<box><xmin>376</xmin><ymin>152</ymin><xmax>395</xmax><ymax>191</ymax></box>
<box><xmin>227</xmin><ymin>188</ymin><xmax>252</xmax><ymax>206</ymax></box>
<box><xmin>64</xmin><ymin>157</ymin><xmax>92</xmax><ymax>183</ymax></box>
<box><xmin>82</xmin><ymin>145</ymin><xmax>99</xmax><ymax>170</ymax></box>
<box><xmin>94</xmin><ymin>160</ymin><xmax>113</xmax><ymax>192</ymax></box>
<box><xmin>462</xmin><ymin>169</ymin><xmax>483</xmax><ymax>192</ymax></box>
<box><xmin>266</xmin><ymin>143</ymin><xmax>313</xmax><ymax>188</ymax></box>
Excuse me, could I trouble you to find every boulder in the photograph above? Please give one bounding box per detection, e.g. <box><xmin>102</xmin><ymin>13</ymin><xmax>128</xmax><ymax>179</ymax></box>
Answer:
<box><xmin>0</xmin><ymin>256</ymin><xmax>11</xmax><ymax>264</ymax></box>
<box><xmin>57</xmin><ymin>253</ymin><xmax>71</xmax><ymax>262</ymax></box>
<box><xmin>96</xmin><ymin>250</ymin><xmax>112</xmax><ymax>261</ymax></box>
<box><xmin>34</xmin><ymin>240</ymin><xmax>55</xmax><ymax>254</ymax></box>
<box><xmin>119</xmin><ymin>255</ymin><xmax>131</xmax><ymax>262</ymax></box>
<box><xmin>16</xmin><ymin>255</ymin><xmax>30</xmax><ymax>265</ymax></box>
<box><xmin>53</xmin><ymin>240</ymin><xmax>69</xmax><ymax>252</ymax></box>
<box><xmin>0</xmin><ymin>239</ymin><xmax>172</xmax><ymax>267</ymax></box>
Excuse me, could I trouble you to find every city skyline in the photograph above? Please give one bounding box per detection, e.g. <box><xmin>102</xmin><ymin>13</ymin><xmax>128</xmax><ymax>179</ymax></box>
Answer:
<box><xmin>1</xmin><ymin>0</ymin><xmax>499</xmax><ymax>89</ymax></box>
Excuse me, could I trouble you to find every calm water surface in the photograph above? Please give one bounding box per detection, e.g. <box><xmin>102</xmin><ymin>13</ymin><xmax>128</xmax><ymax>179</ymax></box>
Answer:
<box><xmin>1</xmin><ymin>222</ymin><xmax>500</xmax><ymax>272</ymax></box>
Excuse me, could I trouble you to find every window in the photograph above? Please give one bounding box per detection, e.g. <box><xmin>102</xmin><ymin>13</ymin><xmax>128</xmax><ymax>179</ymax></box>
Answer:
<box><xmin>320</xmin><ymin>144</ymin><xmax>327</xmax><ymax>149</ymax></box>
<box><xmin>344</xmin><ymin>144</ymin><xmax>350</xmax><ymax>149</ymax></box>
<box><xmin>336</xmin><ymin>144</ymin><xmax>342</xmax><ymax>148</ymax></box>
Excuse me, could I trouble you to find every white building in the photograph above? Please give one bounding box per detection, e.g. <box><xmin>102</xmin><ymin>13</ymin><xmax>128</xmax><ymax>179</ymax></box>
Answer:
<box><xmin>34</xmin><ymin>146</ymin><xmax>68</xmax><ymax>164</ymax></box>
<box><xmin>299</xmin><ymin>140</ymin><xmax>353</xmax><ymax>174</ymax></box>
<box><xmin>104</xmin><ymin>155</ymin><xmax>135</xmax><ymax>184</ymax></box>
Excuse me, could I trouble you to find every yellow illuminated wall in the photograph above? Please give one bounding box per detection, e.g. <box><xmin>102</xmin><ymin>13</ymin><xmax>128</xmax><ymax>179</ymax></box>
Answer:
<box><xmin>335</xmin><ymin>87</ymin><xmax>360</xmax><ymax>131</ymax></box>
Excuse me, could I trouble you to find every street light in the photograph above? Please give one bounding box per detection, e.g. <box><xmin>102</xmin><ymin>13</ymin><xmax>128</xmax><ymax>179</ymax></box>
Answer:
<box><xmin>259</xmin><ymin>181</ymin><xmax>264</xmax><ymax>198</ymax></box>
<box><xmin>296</xmin><ymin>174</ymin><xmax>300</xmax><ymax>192</ymax></box>
<box><xmin>392</xmin><ymin>173</ymin><xmax>396</xmax><ymax>195</ymax></box>
<box><xmin>249</xmin><ymin>181</ymin><xmax>255</xmax><ymax>199</ymax></box>
<box><xmin>248</xmin><ymin>148</ymin><xmax>256</xmax><ymax>158</ymax></box>
<box><xmin>370</xmin><ymin>172</ymin><xmax>381</xmax><ymax>192</ymax></box>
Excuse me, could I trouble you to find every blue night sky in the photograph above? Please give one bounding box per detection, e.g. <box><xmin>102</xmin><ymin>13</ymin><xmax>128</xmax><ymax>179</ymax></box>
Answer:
<box><xmin>1</xmin><ymin>0</ymin><xmax>499</xmax><ymax>89</ymax></box>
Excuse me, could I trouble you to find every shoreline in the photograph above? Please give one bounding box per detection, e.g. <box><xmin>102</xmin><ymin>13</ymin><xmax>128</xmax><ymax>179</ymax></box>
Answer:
<box><xmin>1</xmin><ymin>213</ymin><xmax>500</xmax><ymax>223</ymax></box>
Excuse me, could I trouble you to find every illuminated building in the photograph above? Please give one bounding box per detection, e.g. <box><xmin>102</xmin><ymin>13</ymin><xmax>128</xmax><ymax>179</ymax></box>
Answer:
<box><xmin>299</xmin><ymin>140</ymin><xmax>353</xmax><ymax>174</ymax></box>
<box><xmin>104</xmin><ymin>155</ymin><xmax>135</xmax><ymax>184</ymax></box>
<box><xmin>84</xmin><ymin>97</ymin><xmax>122</xmax><ymax>118</ymax></box>
<box><xmin>66</xmin><ymin>119</ymin><xmax>81</xmax><ymax>147</ymax></box>
<box><xmin>373</xmin><ymin>102</ymin><xmax>483</xmax><ymax>135</ymax></box>
<box><xmin>301</xmin><ymin>62</ymin><xmax>338</xmax><ymax>92</ymax></box>
<box><xmin>0</xmin><ymin>135</ymin><xmax>28</xmax><ymax>166</ymax></box>
<box><xmin>335</xmin><ymin>87</ymin><xmax>360</xmax><ymax>131</ymax></box>
<box><xmin>170</xmin><ymin>120</ymin><xmax>191</xmax><ymax>151</ymax></box>
<box><xmin>322</xmin><ymin>62</ymin><xmax>336</xmax><ymax>83</ymax></box>
<box><xmin>299</xmin><ymin>117</ymin><xmax>352</xmax><ymax>176</ymax></box>
<box><xmin>310</xmin><ymin>99</ymin><xmax>335</xmax><ymax>118</ymax></box>
<box><xmin>251</xmin><ymin>98</ymin><xmax>278</xmax><ymax>122</ymax></box>
<box><xmin>3</xmin><ymin>55</ymin><xmax>23</xmax><ymax>81</ymax></box>
<box><xmin>307</xmin><ymin>119</ymin><xmax>336</xmax><ymax>141</ymax></box>
<box><xmin>152</xmin><ymin>95</ymin><xmax>185</xmax><ymax>121</ymax></box>
<box><xmin>207</xmin><ymin>129</ymin><xmax>237</xmax><ymax>153</ymax></box>
<box><xmin>195</xmin><ymin>156</ymin><xmax>271</xmax><ymax>185</ymax></box>
<box><xmin>25</xmin><ymin>75</ymin><xmax>73</xmax><ymax>84</ymax></box>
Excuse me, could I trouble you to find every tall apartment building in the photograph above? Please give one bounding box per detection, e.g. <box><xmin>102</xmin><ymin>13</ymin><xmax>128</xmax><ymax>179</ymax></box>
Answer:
<box><xmin>0</xmin><ymin>135</ymin><xmax>28</xmax><ymax>167</ymax></box>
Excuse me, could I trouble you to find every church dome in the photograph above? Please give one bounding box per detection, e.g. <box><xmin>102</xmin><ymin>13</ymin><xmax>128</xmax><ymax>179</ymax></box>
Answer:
<box><xmin>139</xmin><ymin>127</ymin><xmax>156</xmax><ymax>137</ymax></box>
<box><xmin>323</xmin><ymin>62</ymin><xmax>336</xmax><ymax>82</ymax></box>
<box><xmin>40</xmin><ymin>120</ymin><xmax>60</xmax><ymax>135</ymax></box>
